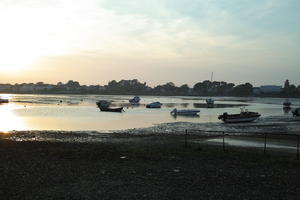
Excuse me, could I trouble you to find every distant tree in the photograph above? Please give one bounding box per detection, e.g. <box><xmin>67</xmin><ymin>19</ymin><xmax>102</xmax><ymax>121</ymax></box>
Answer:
<box><xmin>178</xmin><ymin>84</ymin><xmax>190</xmax><ymax>95</ymax></box>
<box><xmin>193</xmin><ymin>80</ymin><xmax>211</xmax><ymax>95</ymax></box>
<box><xmin>230</xmin><ymin>83</ymin><xmax>253</xmax><ymax>96</ymax></box>
<box><xmin>66</xmin><ymin>80</ymin><xmax>80</xmax><ymax>88</ymax></box>
<box><xmin>36</xmin><ymin>82</ymin><xmax>44</xmax><ymax>86</ymax></box>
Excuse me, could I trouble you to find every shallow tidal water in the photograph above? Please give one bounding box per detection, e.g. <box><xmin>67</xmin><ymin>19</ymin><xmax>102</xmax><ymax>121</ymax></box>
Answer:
<box><xmin>0</xmin><ymin>94</ymin><xmax>300</xmax><ymax>133</ymax></box>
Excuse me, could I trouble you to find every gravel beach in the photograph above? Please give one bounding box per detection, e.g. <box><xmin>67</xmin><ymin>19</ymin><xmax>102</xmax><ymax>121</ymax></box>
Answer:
<box><xmin>1</xmin><ymin>134</ymin><xmax>300</xmax><ymax>200</ymax></box>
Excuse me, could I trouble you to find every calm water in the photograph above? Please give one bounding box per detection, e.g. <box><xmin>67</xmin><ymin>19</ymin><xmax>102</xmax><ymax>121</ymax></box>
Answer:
<box><xmin>0</xmin><ymin>94</ymin><xmax>299</xmax><ymax>132</ymax></box>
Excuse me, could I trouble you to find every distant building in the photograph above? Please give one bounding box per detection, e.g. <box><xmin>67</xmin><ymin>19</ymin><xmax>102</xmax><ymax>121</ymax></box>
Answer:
<box><xmin>259</xmin><ymin>85</ymin><xmax>282</xmax><ymax>93</ymax></box>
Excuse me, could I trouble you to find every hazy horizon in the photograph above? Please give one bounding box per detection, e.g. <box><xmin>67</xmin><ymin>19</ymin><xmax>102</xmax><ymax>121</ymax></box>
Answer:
<box><xmin>0</xmin><ymin>0</ymin><xmax>299</xmax><ymax>86</ymax></box>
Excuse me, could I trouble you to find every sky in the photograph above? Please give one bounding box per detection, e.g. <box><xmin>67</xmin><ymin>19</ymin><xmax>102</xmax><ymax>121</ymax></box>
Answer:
<box><xmin>0</xmin><ymin>0</ymin><xmax>299</xmax><ymax>87</ymax></box>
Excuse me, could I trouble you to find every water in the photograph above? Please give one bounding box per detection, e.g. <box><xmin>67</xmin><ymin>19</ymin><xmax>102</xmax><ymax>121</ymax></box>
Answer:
<box><xmin>205</xmin><ymin>136</ymin><xmax>298</xmax><ymax>152</ymax></box>
<box><xmin>0</xmin><ymin>94</ymin><xmax>300</xmax><ymax>132</ymax></box>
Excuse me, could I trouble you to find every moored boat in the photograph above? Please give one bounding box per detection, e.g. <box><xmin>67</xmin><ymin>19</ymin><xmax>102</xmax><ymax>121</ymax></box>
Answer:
<box><xmin>218</xmin><ymin>109</ymin><xmax>260</xmax><ymax>123</ymax></box>
<box><xmin>96</xmin><ymin>100</ymin><xmax>123</xmax><ymax>112</ymax></box>
<box><xmin>206</xmin><ymin>98</ymin><xmax>214</xmax><ymax>108</ymax></box>
<box><xmin>99</xmin><ymin>107</ymin><xmax>123</xmax><ymax>112</ymax></box>
<box><xmin>129</xmin><ymin>96</ymin><xmax>141</xmax><ymax>105</ymax></box>
<box><xmin>0</xmin><ymin>98</ymin><xmax>9</xmax><ymax>103</ymax></box>
<box><xmin>146</xmin><ymin>102</ymin><xmax>162</xmax><ymax>108</ymax></box>
<box><xmin>171</xmin><ymin>108</ymin><xmax>200</xmax><ymax>116</ymax></box>
<box><xmin>283</xmin><ymin>99</ymin><xmax>291</xmax><ymax>108</ymax></box>
<box><xmin>292</xmin><ymin>108</ymin><xmax>300</xmax><ymax>118</ymax></box>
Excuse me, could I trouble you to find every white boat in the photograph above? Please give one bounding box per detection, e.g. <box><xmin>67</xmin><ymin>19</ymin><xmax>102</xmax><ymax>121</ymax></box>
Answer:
<box><xmin>171</xmin><ymin>108</ymin><xmax>200</xmax><ymax>116</ymax></box>
<box><xmin>129</xmin><ymin>96</ymin><xmax>141</xmax><ymax>105</ymax></box>
<box><xmin>283</xmin><ymin>99</ymin><xmax>291</xmax><ymax>108</ymax></box>
<box><xmin>146</xmin><ymin>102</ymin><xmax>162</xmax><ymax>108</ymax></box>
<box><xmin>218</xmin><ymin>108</ymin><xmax>261</xmax><ymax>123</ymax></box>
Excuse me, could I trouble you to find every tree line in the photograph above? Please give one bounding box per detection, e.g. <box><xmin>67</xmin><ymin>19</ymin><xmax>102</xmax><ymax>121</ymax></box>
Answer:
<box><xmin>0</xmin><ymin>79</ymin><xmax>299</xmax><ymax>97</ymax></box>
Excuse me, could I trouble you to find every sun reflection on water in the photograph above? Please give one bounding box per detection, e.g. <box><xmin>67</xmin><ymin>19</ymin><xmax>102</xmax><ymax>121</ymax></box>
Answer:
<box><xmin>0</xmin><ymin>104</ymin><xmax>28</xmax><ymax>132</ymax></box>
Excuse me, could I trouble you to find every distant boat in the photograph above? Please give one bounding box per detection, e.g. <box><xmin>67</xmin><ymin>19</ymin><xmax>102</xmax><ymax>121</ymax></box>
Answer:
<box><xmin>0</xmin><ymin>98</ymin><xmax>9</xmax><ymax>103</ymax></box>
<box><xmin>129</xmin><ymin>96</ymin><xmax>141</xmax><ymax>105</ymax></box>
<box><xmin>292</xmin><ymin>108</ymin><xmax>300</xmax><ymax>119</ymax></box>
<box><xmin>218</xmin><ymin>108</ymin><xmax>260</xmax><ymax>123</ymax></box>
<box><xmin>206</xmin><ymin>72</ymin><xmax>214</xmax><ymax>108</ymax></box>
<box><xmin>146</xmin><ymin>102</ymin><xmax>162</xmax><ymax>108</ymax></box>
<box><xmin>96</xmin><ymin>100</ymin><xmax>123</xmax><ymax>112</ymax></box>
<box><xmin>283</xmin><ymin>99</ymin><xmax>291</xmax><ymax>108</ymax></box>
<box><xmin>171</xmin><ymin>108</ymin><xmax>200</xmax><ymax>116</ymax></box>
<box><xmin>206</xmin><ymin>98</ymin><xmax>214</xmax><ymax>108</ymax></box>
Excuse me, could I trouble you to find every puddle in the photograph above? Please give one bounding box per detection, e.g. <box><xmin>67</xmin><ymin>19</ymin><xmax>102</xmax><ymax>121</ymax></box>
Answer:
<box><xmin>203</xmin><ymin>136</ymin><xmax>298</xmax><ymax>151</ymax></box>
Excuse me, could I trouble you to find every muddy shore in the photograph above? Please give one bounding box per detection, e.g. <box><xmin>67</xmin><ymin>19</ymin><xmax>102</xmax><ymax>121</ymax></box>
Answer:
<box><xmin>1</xmin><ymin>135</ymin><xmax>300</xmax><ymax>200</ymax></box>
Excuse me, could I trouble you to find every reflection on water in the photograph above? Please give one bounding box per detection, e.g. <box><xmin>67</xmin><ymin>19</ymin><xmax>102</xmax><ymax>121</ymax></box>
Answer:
<box><xmin>0</xmin><ymin>94</ymin><xmax>299</xmax><ymax>132</ymax></box>
<box><xmin>206</xmin><ymin>137</ymin><xmax>297</xmax><ymax>151</ymax></box>
<box><xmin>0</xmin><ymin>104</ymin><xmax>28</xmax><ymax>132</ymax></box>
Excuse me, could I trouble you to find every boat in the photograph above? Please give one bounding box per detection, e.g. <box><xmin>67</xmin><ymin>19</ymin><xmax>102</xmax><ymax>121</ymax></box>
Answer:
<box><xmin>292</xmin><ymin>108</ymin><xmax>300</xmax><ymax>117</ymax></box>
<box><xmin>146</xmin><ymin>102</ymin><xmax>162</xmax><ymax>108</ymax></box>
<box><xmin>206</xmin><ymin>72</ymin><xmax>214</xmax><ymax>108</ymax></box>
<box><xmin>218</xmin><ymin>109</ymin><xmax>261</xmax><ymax>123</ymax></box>
<box><xmin>99</xmin><ymin>107</ymin><xmax>123</xmax><ymax>112</ymax></box>
<box><xmin>283</xmin><ymin>99</ymin><xmax>291</xmax><ymax>108</ymax></box>
<box><xmin>171</xmin><ymin>108</ymin><xmax>200</xmax><ymax>116</ymax></box>
<box><xmin>206</xmin><ymin>98</ymin><xmax>214</xmax><ymax>108</ymax></box>
<box><xmin>129</xmin><ymin>96</ymin><xmax>141</xmax><ymax>105</ymax></box>
<box><xmin>96</xmin><ymin>100</ymin><xmax>123</xmax><ymax>112</ymax></box>
<box><xmin>0</xmin><ymin>98</ymin><xmax>9</xmax><ymax>103</ymax></box>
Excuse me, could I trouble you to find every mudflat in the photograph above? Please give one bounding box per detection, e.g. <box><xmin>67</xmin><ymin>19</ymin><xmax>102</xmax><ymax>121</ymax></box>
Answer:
<box><xmin>0</xmin><ymin>137</ymin><xmax>300</xmax><ymax>200</ymax></box>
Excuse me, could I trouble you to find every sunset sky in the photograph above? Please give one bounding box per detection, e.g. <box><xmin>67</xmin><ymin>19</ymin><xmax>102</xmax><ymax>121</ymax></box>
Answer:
<box><xmin>0</xmin><ymin>0</ymin><xmax>299</xmax><ymax>86</ymax></box>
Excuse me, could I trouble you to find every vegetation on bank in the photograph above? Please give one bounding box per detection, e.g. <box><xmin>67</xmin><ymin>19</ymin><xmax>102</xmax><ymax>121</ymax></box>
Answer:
<box><xmin>0</xmin><ymin>79</ymin><xmax>299</xmax><ymax>97</ymax></box>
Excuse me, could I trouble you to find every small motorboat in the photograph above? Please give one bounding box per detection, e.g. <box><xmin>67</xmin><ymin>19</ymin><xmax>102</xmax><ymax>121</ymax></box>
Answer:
<box><xmin>146</xmin><ymin>102</ymin><xmax>162</xmax><ymax>108</ymax></box>
<box><xmin>129</xmin><ymin>96</ymin><xmax>141</xmax><ymax>105</ymax></box>
<box><xmin>96</xmin><ymin>100</ymin><xmax>123</xmax><ymax>112</ymax></box>
<box><xmin>171</xmin><ymin>108</ymin><xmax>200</xmax><ymax>116</ymax></box>
<box><xmin>206</xmin><ymin>98</ymin><xmax>214</xmax><ymax>108</ymax></box>
<box><xmin>283</xmin><ymin>99</ymin><xmax>291</xmax><ymax>108</ymax></box>
<box><xmin>218</xmin><ymin>108</ymin><xmax>260</xmax><ymax>123</ymax></box>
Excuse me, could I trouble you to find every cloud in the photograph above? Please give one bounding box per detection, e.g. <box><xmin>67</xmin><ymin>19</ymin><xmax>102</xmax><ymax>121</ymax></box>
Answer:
<box><xmin>0</xmin><ymin>0</ymin><xmax>299</xmax><ymax>85</ymax></box>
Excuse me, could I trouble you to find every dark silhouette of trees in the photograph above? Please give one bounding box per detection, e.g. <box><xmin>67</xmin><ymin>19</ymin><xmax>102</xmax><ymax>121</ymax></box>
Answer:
<box><xmin>229</xmin><ymin>83</ymin><xmax>253</xmax><ymax>96</ymax></box>
<box><xmin>0</xmin><ymin>78</ymin><xmax>299</xmax><ymax>97</ymax></box>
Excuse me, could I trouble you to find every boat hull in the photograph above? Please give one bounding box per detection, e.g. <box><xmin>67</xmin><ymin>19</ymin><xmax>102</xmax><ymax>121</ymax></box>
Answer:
<box><xmin>146</xmin><ymin>105</ymin><xmax>161</xmax><ymax>108</ymax></box>
<box><xmin>221</xmin><ymin>116</ymin><xmax>260</xmax><ymax>123</ymax></box>
<box><xmin>171</xmin><ymin>109</ymin><xmax>200</xmax><ymax>116</ymax></box>
<box><xmin>218</xmin><ymin>112</ymin><xmax>260</xmax><ymax>123</ymax></box>
<box><xmin>99</xmin><ymin>107</ymin><xmax>123</xmax><ymax>112</ymax></box>
<box><xmin>0</xmin><ymin>99</ymin><xmax>9</xmax><ymax>103</ymax></box>
<box><xmin>146</xmin><ymin>102</ymin><xmax>162</xmax><ymax>108</ymax></box>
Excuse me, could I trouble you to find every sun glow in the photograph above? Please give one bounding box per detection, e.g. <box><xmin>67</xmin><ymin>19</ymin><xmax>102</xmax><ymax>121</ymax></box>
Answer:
<box><xmin>0</xmin><ymin>104</ymin><xmax>28</xmax><ymax>132</ymax></box>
